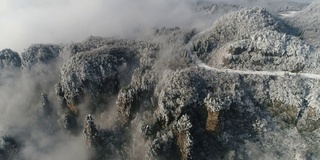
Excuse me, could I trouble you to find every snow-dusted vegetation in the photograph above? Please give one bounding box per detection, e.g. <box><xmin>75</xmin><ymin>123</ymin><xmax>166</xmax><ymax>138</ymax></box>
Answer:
<box><xmin>0</xmin><ymin>0</ymin><xmax>320</xmax><ymax>160</ymax></box>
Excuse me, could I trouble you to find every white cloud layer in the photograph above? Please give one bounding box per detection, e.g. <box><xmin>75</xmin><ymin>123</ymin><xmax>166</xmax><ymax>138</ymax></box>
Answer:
<box><xmin>0</xmin><ymin>0</ymin><xmax>204</xmax><ymax>52</ymax></box>
<box><xmin>0</xmin><ymin>0</ymin><xmax>315</xmax><ymax>52</ymax></box>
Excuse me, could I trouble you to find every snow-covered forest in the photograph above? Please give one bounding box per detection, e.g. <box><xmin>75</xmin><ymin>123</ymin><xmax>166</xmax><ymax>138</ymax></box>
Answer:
<box><xmin>1</xmin><ymin>0</ymin><xmax>320</xmax><ymax>159</ymax></box>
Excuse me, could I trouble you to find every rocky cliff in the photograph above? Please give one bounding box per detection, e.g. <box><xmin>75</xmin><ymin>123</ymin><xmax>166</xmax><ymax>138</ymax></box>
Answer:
<box><xmin>1</xmin><ymin>1</ymin><xmax>320</xmax><ymax>160</ymax></box>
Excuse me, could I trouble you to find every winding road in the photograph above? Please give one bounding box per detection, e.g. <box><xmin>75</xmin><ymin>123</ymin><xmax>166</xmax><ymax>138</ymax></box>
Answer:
<box><xmin>194</xmin><ymin>57</ymin><xmax>320</xmax><ymax>79</ymax></box>
<box><xmin>186</xmin><ymin>8</ymin><xmax>320</xmax><ymax>80</ymax></box>
<box><xmin>185</xmin><ymin>45</ymin><xmax>320</xmax><ymax>80</ymax></box>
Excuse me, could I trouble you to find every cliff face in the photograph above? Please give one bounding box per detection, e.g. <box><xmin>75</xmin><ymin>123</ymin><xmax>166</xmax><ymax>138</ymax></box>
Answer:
<box><xmin>1</xmin><ymin>1</ymin><xmax>320</xmax><ymax>160</ymax></box>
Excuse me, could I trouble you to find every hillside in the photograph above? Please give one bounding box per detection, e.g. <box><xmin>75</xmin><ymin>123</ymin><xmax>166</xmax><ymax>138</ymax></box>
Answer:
<box><xmin>0</xmin><ymin>0</ymin><xmax>320</xmax><ymax>160</ymax></box>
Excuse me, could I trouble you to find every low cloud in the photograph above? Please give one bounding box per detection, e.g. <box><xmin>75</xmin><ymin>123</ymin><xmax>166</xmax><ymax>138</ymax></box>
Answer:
<box><xmin>0</xmin><ymin>0</ymin><xmax>313</xmax><ymax>52</ymax></box>
<box><xmin>0</xmin><ymin>0</ymin><xmax>207</xmax><ymax>52</ymax></box>
<box><xmin>0</xmin><ymin>0</ymin><xmax>316</xmax><ymax>159</ymax></box>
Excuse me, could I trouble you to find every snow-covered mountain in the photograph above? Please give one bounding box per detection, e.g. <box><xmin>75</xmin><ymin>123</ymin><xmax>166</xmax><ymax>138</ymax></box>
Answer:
<box><xmin>1</xmin><ymin>0</ymin><xmax>320</xmax><ymax>160</ymax></box>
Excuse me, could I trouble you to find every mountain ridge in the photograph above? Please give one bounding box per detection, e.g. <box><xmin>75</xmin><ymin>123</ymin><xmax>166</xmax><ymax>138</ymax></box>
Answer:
<box><xmin>1</xmin><ymin>1</ymin><xmax>320</xmax><ymax>159</ymax></box>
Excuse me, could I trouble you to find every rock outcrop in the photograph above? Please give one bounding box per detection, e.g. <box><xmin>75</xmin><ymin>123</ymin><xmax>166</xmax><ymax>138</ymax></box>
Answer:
<box><xmin>0</xmin><ymin>49</ymin><xmax>21</xmax><ymax>70</ymax></box>
<box><xmin>21</xmin><ymin>44</ymin><xmax>61</xmax><ymax>70</ymax></box>
<box><xmin>2</xmin><ymin>1</ymin><xmax>320</xmax><ymax>160</ymax></box>
<box><xmin>57</xmin><ymin>38</ymin><xmax>149</xmax><ymax>108</ymax></box>
<box><xmin>83</xmin><ymin>114</ymin><xmax>127</xmax><ymax>159</ymax></box>
<box><xmin>0</xmin><ymin>136</ymin><xmax>19</xmax><ymax>160</ymax></box>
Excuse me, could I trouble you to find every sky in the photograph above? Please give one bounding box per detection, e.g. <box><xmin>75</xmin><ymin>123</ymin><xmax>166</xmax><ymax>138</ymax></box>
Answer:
<box><xmin>0</xmin><ymin>0</ymin><xmax>315</xmax><ymax>52</ymax></box>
